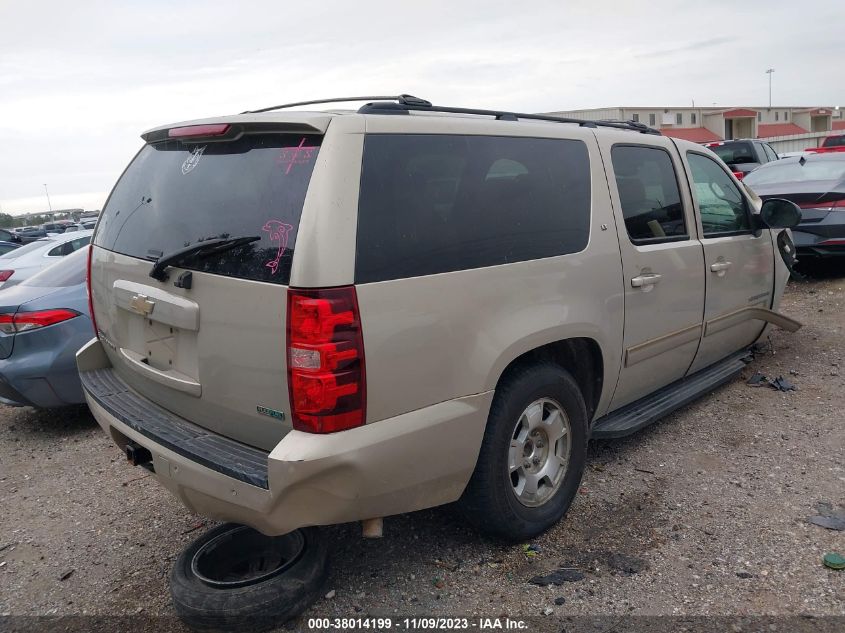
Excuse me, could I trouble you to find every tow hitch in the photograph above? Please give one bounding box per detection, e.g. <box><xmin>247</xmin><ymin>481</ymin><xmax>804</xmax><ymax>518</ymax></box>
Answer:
<box><xmin>125</xmin><ymin>440</ymin><xmax>153</xmax><ymax>468</ymax></box>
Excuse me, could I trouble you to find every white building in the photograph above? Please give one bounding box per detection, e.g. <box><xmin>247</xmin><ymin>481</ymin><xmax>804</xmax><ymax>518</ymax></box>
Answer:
<box><xmin>545</xmin><ymin>106</ymin><xmax>844</xmax><ymax>152</ymax></box>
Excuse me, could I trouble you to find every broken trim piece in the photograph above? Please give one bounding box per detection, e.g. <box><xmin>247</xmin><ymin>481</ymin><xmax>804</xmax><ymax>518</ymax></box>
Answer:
<box><xmin>704</xmin><ymin>306</ymin><xmax>802</xmax><ymax>337</ymax></box>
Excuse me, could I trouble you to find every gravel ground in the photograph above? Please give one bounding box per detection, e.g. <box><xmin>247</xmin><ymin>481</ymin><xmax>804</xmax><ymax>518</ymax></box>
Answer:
<box><xmin>1</xmin><ymin>270</ymin><xmax>843</xmax><ymax>632</ymax></box>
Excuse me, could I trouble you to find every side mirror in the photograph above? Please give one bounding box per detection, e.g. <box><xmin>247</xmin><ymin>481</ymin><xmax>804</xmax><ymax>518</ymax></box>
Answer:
<box><xmin>760</xmin><ymin>198</ymin><xmax>801</xmax><ymax>229</ymax></box>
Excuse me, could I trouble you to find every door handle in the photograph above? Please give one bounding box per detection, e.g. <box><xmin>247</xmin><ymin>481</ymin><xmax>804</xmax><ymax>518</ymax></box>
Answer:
<box><xmin>631</xmin><ymin>273</ymin><xmax>662</xmax><ymax>288</ymax></box>
<box><xmin>710</xmin><ymin>261</ymin><xmax>733</xmax><ymax>273</ymax></box>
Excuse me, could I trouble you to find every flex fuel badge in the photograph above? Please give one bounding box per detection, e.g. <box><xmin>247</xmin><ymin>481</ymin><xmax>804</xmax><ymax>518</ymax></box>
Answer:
<box><xmin>257</xmin><ymin>405</ymin><xmax>285</xmax><ymax>421</ymax></box>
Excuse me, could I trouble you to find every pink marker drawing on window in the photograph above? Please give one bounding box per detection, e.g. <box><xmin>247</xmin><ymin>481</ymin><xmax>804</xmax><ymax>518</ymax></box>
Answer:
<box><xmin>276</xmin><ymin>137</ymin><xmax>318</xmax><ymax>174</ymax></box>
<box><xmin>262</xmin><ymin>220</ymin><xmax>294</xmax><ymax>275</ymax></box>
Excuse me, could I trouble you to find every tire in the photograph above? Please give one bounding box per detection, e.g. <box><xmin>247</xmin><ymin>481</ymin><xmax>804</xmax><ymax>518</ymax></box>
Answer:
<box><xmin>170</xmin><ymin>523</ymin><xmax>329</xmax><ymax>632</ymax></box>
<box><xmin>459</xmin><ymin>362</ymin><xmax>588</xmax><ymax>542</ymax></box>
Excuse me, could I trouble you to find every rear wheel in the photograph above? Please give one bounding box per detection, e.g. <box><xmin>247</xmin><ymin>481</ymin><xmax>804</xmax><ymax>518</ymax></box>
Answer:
<box><xmin>170</xmin><ymin>524</ymin><xmax>329</xmax><ymax>632</ymax></box>
<box><xmin>459</xmin><ymin>363</ymin><xmax>588</xmax><ymax>542</ymax></box>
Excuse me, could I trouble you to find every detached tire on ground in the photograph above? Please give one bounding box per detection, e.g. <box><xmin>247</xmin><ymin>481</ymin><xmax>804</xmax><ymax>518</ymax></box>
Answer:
<box><xmin>170</xmin><ymin>523</ymin><xmax>329</xmax><ymax>632</ymax></box>
<box><xmin>460</xmin><ymin>362</ymin><xmax>588</xmax><ymax>543</ymax></box>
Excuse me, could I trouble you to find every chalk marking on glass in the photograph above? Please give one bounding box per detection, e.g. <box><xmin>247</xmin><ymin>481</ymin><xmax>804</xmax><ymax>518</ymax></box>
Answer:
<box><xmin>276</xmin><ymin>138</ymin><xmax>318</xmax><ymax>174</ymax></box>
<box><xmin>181</xmin><ymin>146</ymin><xmax>206</xmax><ymax>175</ymax></box>
<box><xmin>262</xmin><ymin>220</ymin><xmax>294</xmax><ymax>275</ymax></box>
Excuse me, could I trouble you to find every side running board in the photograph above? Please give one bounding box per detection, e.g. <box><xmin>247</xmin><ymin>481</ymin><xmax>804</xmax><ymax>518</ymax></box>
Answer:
<box><xmin>591</xmin><ymin>351</ymin><xmax>750</xmax><ymax>439</ymax></box>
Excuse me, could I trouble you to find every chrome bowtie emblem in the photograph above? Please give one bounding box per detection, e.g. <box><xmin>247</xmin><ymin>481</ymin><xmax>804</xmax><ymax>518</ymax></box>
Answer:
<box><xmin>129</xmin><ymin>294</ymin><xmax>155</xmax><ymax>316</ymax></box>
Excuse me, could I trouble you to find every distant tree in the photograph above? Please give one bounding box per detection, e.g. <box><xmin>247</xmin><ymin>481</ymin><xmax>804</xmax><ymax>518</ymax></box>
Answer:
<box><xmin>0</xmin><ymin>213</ymin><xmax>14</xmax><ymax>228</ymax></box>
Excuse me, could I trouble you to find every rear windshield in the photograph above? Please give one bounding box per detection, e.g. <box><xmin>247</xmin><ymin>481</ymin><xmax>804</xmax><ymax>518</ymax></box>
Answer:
<box><xmin>94</xmin><ymin>133</ymin><xmax>322</xmax><ymax>285</ymax></box>
<box><xmin>744</xmin><ymin>159</ymin><xmax>845</xmax><ymax>186</ymax></box>
<box><xmin>823</xmin><ymin>135</ymin><xmax>845</xmax><ymax>148</ymax></box>
<box><xmin>356</xmin><ymin>134</ymin><xmax>591</xmax><ymax>283</ymax></box>
<box><xmin>22</xmin><ymin>247</ymin><xmax>88</xmax><ymax>288</ymax></box>
<box><xmin>709</xmin><ymin>142</ymin><xmax>756</xmax><ymax>165</ymax></box>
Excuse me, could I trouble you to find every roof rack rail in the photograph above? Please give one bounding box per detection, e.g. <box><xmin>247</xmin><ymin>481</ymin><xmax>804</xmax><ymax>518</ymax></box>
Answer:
<box><xmin>358</xmin><ymin>99</ymin><xmax>661</xmax><ymax>134</ymax></box>
<box><xmin>241</xmin><ymin>94</ymin><xmax>432</xmax><ymax>114</ymax></box>
<box><xmin>242</xmin><ymin>94</ymin><xmax>661</xmax><ymax>135</ymax></box>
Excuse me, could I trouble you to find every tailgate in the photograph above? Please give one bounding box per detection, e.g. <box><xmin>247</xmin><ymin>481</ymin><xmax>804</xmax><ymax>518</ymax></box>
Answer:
<box><xmin>89</xmin><ymin>125</ymin><xmax>326</xmax><ymax>451</ymax></box>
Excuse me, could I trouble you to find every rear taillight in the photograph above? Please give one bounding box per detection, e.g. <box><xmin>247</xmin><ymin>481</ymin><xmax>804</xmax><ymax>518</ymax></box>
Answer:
<box><xmin>287</xmin><ymin>286</ymin><xmax>366</xmax><ymax>433</ymax></box>
<box><xmin>0</xmin><ymin>309</ymin><xmax>79</xmax><ymax>334</ymax></box>
<box><xmin>86</xmin><ymin>245</ymin><xmax>98</xmax><ymax>338</ymax></box>
<box><xmin>798</xmin><ymin>199</ymin><xmax>845</xmax><ymax>210</ymax></box>
<box><xmin>0</xmin><ymin>270</ymin><xmax>13</xmax><ymax>282</ymax></box>
<box><xmin>732</xmin><ymin>171</ymin><xmax>745</xmax><ymax>181</ymax></box>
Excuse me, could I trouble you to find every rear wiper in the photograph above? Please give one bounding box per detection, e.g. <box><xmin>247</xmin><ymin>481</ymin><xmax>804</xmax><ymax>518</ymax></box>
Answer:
<box><xmin>149</xmin><ymin>236</ymin><xmax>260</xmax><ymax>281</ymax></box>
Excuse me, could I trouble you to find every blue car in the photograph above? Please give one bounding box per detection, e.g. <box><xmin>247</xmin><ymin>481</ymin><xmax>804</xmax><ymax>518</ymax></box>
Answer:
<box><xmin>0</xmin><ymin>247</ymin><xmax>92</xmax><ymax>407</ymax></box>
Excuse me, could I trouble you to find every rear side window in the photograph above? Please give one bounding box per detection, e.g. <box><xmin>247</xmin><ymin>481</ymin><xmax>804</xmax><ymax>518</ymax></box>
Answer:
<box><xmin>47</xmin><ymin>236</ymin><xmax>90</xmax><ymax>257</ymax></box>
<box><xmin>710</xmin><ymin>142</ymin><xmax>756</xmax><ymax>165</ymax></box>
<box><xmin>823</xmin><ymin>135</ymin><xmax>845</xmax><ymax>148</ymax></box>
<box><xmin>355</xmin><ymin>134</ymin><xmax>591</xmax><ymax>283</ymax></box>
<box><xmin>94</xmin><ymin>133</ymin><xmax>321</xmax><ymax>285</ymax></box>
<box><xmin>611</xmin><ymin>145</ymin><xmax>688</xmax><ymax>243</ymax></box>
<box><xmin>762</xmin><ymin>144</ymin><xmax>779</xmax><ymax>162</ymax></box>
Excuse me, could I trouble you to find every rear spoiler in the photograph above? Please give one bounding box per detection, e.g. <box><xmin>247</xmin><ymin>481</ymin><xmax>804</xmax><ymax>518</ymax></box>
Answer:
<box><xmin>141</xmin><ymin>114</ymin><xmax>331</xmax><ymax>143</ymax></box>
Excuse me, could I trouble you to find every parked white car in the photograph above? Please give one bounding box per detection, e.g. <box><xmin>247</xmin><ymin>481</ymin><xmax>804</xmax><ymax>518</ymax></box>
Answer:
<box><xmin>0</xmin><ymin>230</ymin><xmax>92</xmax><ymax>289</ymax></box>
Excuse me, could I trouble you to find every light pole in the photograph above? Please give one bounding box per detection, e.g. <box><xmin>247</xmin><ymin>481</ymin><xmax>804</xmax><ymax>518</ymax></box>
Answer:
<box><xmin>766</xmin><ymin>68</ymin><xmax>775</xmax><ymax>108</ymax></box>
<box><xmin>43</xmin><ymin>183</ymin><xmax>52</xmax><ymax>213</ymax></box>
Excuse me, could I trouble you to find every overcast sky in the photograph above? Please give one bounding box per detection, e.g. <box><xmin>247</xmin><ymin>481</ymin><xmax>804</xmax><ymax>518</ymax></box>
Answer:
<box><xmin>1</xmin><ymin>0</ymin><xmax>843</xmax><ymax>215</ymax></box>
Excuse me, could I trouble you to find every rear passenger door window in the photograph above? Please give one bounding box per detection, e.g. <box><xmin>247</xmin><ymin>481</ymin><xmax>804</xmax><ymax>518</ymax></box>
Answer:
<box><xmin>610</xmin><ymin>145</ymin><xmax>688</xmax><ymax>243</ymax></box>
<box><xmin>355</xmin><ymin>134</ymin><xmax>591</xmax><ymax>283</ymax></box>
<box><xmin>686</xmin><ymin>153</ymin><xmax>751</xmax><ymax>236</ymax></box>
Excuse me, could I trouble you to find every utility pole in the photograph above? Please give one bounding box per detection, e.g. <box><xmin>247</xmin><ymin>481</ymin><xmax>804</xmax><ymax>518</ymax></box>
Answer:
<box><xmin>766</xmin><ymin>68</ymin><xmax>775</xmax><ymax>108</ymax></box>
<box><xmin>43</xmin><ymin>183</ymin><xmax>52</xmax><ymax>213</ymax></box>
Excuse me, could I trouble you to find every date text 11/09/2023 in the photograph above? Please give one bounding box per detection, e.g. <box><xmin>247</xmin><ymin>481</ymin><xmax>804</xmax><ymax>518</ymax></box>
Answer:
<box><xmin>307</xmin><ymin>617</ymin><xmax>528</xmax><ymax>630</ymax></box>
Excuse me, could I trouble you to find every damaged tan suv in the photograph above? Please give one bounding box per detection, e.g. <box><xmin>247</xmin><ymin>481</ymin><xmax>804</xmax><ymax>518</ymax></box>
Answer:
<box><xmin>79</xmin><ymin>95</ymin><xmax>802</xmax><ymax>547</ymax></box>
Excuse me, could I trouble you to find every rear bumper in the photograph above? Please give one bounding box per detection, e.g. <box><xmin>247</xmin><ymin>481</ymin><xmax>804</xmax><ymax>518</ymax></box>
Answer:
<box><xmin>0</xmin><ymin>346</ymin><xmax>86</xmax><ymax>408</ymax></box>
<box><xmin>795</xmin><ymin>243</ymin><xmax>845</xmax><ymax>259</ymax></box>
<box><xmin>77</xmin><ymin>338</ymin><xmax>492</xmax><ymax>535</ymax></box>
<box><xmin>793</xmin><ymin>213</ymin><xmax>845</xmax><ymax>258</ymax></box>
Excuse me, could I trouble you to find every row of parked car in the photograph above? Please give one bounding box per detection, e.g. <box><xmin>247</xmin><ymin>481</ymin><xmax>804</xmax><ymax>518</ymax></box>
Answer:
<box><xmin>0</xmin><ymin>232</ymin><xmax>93</xmax><ymax>408</ymax></box>
<box><xmin>0</xmin><ymin>218</ymin><xmax>96</xmax><ymax>248</ymax></box>
<box><xmin>706</xmin><ymin>135</ymin><xmax>845</xmax><ymax>261</ymax></box>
